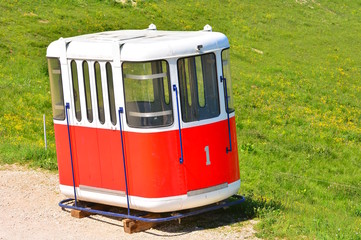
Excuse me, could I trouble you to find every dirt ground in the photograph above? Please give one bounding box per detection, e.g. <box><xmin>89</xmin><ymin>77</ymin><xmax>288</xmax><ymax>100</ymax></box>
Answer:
<box><xmin>0</xmin><ymin>164</ymin><xmax>259</xmax><ymax>240</ymax></box>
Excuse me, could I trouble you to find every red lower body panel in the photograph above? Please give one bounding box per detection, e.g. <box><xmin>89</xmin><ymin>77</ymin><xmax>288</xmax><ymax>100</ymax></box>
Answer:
<box><xmin>54</xmin><ymin>118</ymin><xmax>239</xmax><ymax>199</ymax></box>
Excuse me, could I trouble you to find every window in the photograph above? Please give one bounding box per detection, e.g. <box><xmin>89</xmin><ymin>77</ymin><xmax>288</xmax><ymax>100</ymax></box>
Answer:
<box><xmin>221</xmin><ymin>49</ymin><xmax>234</xmax><ymax>113</ymax></box>
<box><xmin>177</xmin><ymin>53</ymin><xmax>220</xmax><ymax>122</ymax></box>
<box><xmin>82</xmin><ymin>61</ymin><xmax>93</xmax><ymax>123</ymax></box>
<box><xmin>95</xmin><ymin>62</ymin><xmax>105</xmax><ymax>124</ymax></box>
<box><xmin>122</xmin><ymin>60</ymin><xmax>173</xmax><ymax>128</ymax></box>
<box><xmin>71</xmin><ymin>60</ymin><xmax>81</xmax><ymax>121</ymax></box>
<box><xmin>48</xmin><ymin>58</ymin><xmax>65</xmax><ymax>120</ymax></box>
<box><xmin>106</xmin><ymin>62</ymin><xmax>116</xmax><ymax>126</ymax></box>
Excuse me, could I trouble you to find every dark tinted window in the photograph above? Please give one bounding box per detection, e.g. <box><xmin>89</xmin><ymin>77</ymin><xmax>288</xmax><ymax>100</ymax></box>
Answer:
<box><xmin>71</xmin><ymin>60</ymin><xmax>81</xmax><ymax>121</ymax></box>
<box><xmin>95</xmin><ymin>62</ymin><xmax>105</xmax><ymax>124</ymax></box>
<box><xmin>82</xmin><ymin>61</ymin><xmax>93</xmax><ymax>123</ymax></box>
<box><xmin>48</xmin><ymin>58</ymin><xmax>65</xmax><ymax>120</ymax></box>
<box><xmin>221</xmin><ymin>49</ymin><xmax>234</xmax><ymax>113</ymax></box>
<box><xmin>106</xmin><ymin>63</ymin><xmax>116</xmax><ymax>126</ymax></box>
<box><xmin>177</xmin><ymin>53</ymin><xmax>220</xmax><ymax>122</ymax></box>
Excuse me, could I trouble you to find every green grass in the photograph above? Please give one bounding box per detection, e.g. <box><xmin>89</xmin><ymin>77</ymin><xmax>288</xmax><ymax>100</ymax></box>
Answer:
<box><xmin>1</xmin><ymin>0</ymin><xmax>361</xmax><ymax>238</ymax></box>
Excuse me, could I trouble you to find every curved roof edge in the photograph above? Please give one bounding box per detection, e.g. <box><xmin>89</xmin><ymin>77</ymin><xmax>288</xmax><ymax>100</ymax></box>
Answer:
<box><xmin>47</xmin><ymin>29</ymin><xmax>230</xmax><ymax>61</ymax></box>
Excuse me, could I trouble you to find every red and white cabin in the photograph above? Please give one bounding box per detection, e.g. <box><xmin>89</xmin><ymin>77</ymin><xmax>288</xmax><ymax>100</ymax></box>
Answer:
<box><xmin>47</xmin><ymin>24</ymin><xmax>240</xmax><ymax>213</ymax></box>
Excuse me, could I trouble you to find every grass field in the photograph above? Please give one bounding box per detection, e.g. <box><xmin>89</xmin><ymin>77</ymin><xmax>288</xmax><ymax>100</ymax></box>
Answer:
<box><xmin>0</xmin><ymin>0</ymin><xmax>360</xmax><ymax>238</ymax></box>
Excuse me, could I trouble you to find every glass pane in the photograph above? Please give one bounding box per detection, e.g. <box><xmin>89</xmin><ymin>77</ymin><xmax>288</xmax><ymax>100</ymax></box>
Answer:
<box><xmin>48</xmin><ymin>58</ymin><xmax>65</xmax><ymax>120</ymax></box>
<box><xmin>123</xmin><ymin>62</ymin><xmax>154</xmax><ymax>103</ymax></box>
<box><xmin>71</xmin><ymin>60</ymin><xmax>81</xmax><ymax>121</ymax></box>
<box><xmin>162</xmin><ymin>61</ymin><xmax>170</xmax><ymax>104</ymax></box>
<box><xmin>196</xmin><ymin>56</ymin><xmax>205</xmax><ymax>107</ymax></box>
<box><xmin>177</xmin><ymin>53</ymin><xmax>220</xmax><ymax>122</ymax></box>
<box><xmin>106</xmin><ymin>62</ymin><xmax>116</xmax><ymax>126</ymax></box>
<box><xmin>185</xmin><ymin>58</ymin><xmax>193</xmax><ymax>106</ymax></box>
<box><xmin>221</xmin><ymin>49</ymin><xmax>234</xmax><ymax>113</ymax></box>
<box><xmin>122</xmin><ymin>60</ymin><xmax>173</xmax><ymax>128</ymax></box>
<box><xmin>95</xmin><ymin>62</ymin><xmax>105</xmax><ymax>124</ymax></box>
<box><xmin>82</xmin><ymin>61</ymin><xmax>93</xmax><ymax>123</ymax></box>
<box><xmin>178</xmin><ymin>59</ymin><xmax>191</xmax><ymax>118</ymax></box>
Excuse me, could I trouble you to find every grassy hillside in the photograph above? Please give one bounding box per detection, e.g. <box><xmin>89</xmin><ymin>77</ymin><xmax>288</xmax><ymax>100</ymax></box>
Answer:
<box><xmin>1</xmin><ymin>0</ymin><xmax>360</xmax><ymax>238</ymax></box>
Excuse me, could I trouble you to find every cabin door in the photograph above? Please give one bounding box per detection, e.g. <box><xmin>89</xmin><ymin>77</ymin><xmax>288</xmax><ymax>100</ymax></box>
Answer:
<box><xmin>177</xmin><ymin>53</ymin><xmax>229</xmax><ymax>191</ymax></box>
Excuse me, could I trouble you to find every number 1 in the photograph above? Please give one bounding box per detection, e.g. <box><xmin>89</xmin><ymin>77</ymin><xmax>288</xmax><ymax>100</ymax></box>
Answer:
<box><xmin>205</xmin><ymin>146</ymin><xmax>211</xmax><ymax>165</ymax></box>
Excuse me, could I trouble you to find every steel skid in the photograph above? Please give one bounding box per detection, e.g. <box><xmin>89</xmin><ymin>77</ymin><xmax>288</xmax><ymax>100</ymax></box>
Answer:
<box><xmin>59</xmin><ymin>194</ymin><xmax>245</xmax><ymax>223</ymax></box>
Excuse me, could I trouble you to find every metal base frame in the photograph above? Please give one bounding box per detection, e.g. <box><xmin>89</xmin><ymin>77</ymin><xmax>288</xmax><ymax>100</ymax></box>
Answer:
<box><xmin>59</xmin><ymin>195</ymin><xmax>245</xmax><ymax>223</ymax></box>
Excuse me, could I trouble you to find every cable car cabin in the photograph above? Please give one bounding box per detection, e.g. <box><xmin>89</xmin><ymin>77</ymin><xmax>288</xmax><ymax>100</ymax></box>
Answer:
<box><xmin>47</xmin><ymin>25</ymin><xmax>240</xmax><ymax>213</ymax></box>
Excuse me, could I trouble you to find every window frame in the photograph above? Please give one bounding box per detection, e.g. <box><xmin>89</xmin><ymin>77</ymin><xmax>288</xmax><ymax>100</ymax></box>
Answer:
<box><xmin>106</xmin><ymin>62</ymin><xmax>117</xmax><ymax>126</ymax></box>
<box><xmin>82</xmin><ymin>61</ymin><xmax>93</xmax><ymax>123</ymax></box>
<box><xmin>70</xmin><ymin>60</ymin><xmax>82</xmax><ymax>122</ymax></box>
<box><xmin>221</xmin><ymin>48</ymin><xmax>235</xmax><ymax>113</ymax></box>
<box><xmin>94</xmin><ymin>61</ymin><xmax>105</xmax><ymax>125</ymax></box>
<box><xmin>177</xmin><ymin>52</ymin><xmax>220</xmax><ymax>123</ymax></box>
<box><xmin>48</xmin><ymin>58</ymin><xmax>65</xmax><ymax>121</ymax></box>
<box><xmin>121</xmin><ymin>59</ymin><xmax>174</xmax><ymax>129</ymax></box>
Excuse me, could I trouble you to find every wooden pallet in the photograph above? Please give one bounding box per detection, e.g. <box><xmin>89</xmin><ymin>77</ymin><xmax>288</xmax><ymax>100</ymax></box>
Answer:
<box><xmin>122</xmin><ymin>214</ymin><xmax>161</xmax><ymax>234</ymax></box>
<box><xmin>69</xmin><ymin>203</ymin><xmax>160</xmax><ymax>234</ymax></box>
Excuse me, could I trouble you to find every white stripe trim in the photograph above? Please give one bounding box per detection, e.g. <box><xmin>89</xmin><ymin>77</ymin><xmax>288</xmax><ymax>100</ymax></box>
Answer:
<box><xmin>59</xmin><ymin>180</ymin><xmax>240</xmax><ymax>213</ymax></box>
<box><xmin>187</xmin><ymin>182</ymin><xmax>228</xmax><ymax>196</ymax></box>
<box><xmin>79</xmin><ymin>185</ymin><xmax>125</xmax><ymax>197</ymax></box>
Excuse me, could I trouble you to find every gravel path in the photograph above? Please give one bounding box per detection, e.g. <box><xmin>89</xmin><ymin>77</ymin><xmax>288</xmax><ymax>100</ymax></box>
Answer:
<box><xmin>0</xmin><ymin>164</ymin><xmax>259</xmax><ymax>240</ymax></box>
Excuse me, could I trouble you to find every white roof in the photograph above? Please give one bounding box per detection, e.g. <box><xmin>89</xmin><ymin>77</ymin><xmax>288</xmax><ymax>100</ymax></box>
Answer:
<box><xmin>46</xmin><ymin>28</ymin><xmax>229</xmax><ymax>61</ymax></box>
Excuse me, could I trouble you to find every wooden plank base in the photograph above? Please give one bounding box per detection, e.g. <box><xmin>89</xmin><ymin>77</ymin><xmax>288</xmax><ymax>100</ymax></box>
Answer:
<box><xmin>68</xmin><ymin>203</ymin><xmax>161</xmax><ymax>233</ymax></box>
<box><xmin>71</xmin><ymin>209</ymin><xmax>92</xmax><ymax>218</ymax></box>
<box><xmin>122</xmin><ymin>214</ymin><xmax>161</xmax><ymax>234</ymax></box>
